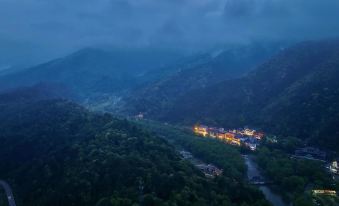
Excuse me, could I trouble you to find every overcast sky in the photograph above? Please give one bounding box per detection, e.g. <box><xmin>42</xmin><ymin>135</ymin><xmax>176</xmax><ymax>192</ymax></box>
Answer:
<box><xmin>1</xmin><ymin>0</ymin><xmax>339</xmax><ymax>68</ymax></box>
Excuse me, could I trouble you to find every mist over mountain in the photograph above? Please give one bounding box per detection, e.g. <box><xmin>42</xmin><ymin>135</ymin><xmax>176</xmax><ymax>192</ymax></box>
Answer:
<box><xmin>0</xmin><ymin>48</ymin><xmax>184</xmax><ymax>100</ymax></box>
<box><xmin>119</xmin><ymin>42</ymin><xmax>285</xmax><ymax>116</ymax></box>
<box><xmin>1</xmin><ymin>0</ymin><xmax>339</xmax><ymax>68</ymax></box>
<box><xmin>1</xmin><ymin>1</ymin><xmax>339</xmax><ymax>206</ymax></box>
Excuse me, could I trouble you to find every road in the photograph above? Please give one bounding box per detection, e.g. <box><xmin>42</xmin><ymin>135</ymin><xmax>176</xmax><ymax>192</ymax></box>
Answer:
<box><xmin>0</xmin><ymin>180</ymin><xmax>17</xmax><ymax>206</ymax></box>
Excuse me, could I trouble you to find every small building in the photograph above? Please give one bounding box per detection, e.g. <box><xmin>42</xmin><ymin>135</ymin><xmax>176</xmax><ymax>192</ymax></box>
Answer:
<box><xmin>266</xmin><ymin>136</ymin><xmax>278</xmax><ymax>143</ymax></box>
<box><xmin>295</xmin><ymin>147</ymin><xmax>327</xmax><ymax>160</ymax></box>
<box><xmin>312</xmin><ymin>190</ymin><xmax>337</xmax><ymax>196</ymax></box>
<box><xmin>254</xmin><ymin>132</ymin><xmax>264</xmax><ymax>140</ymax></box>
<box><xmin>225</xmin><ymin>132</ymin><xmax>236</xmax><ymax>140</ymax></box>
<box><xmin>330</xmin><ymin>160</ymin><xmax>339</xmax><ymax>174</ymax></box>
<box><xmin>243</xmin><ymin>128</ymin><xmax>256</xmax><ymax>136</ymax></box>
<box><xmin>196</xmin><ymin>164</ymin><xmax>223</xmax><ymax>177</ymax></box>
<box><xmin>247</xmin><ymin>143</ymin><xmax>257</xmax><ymax>151</ymax></box>
<box><xmin>134</xmin><ymin>113</ymin><xmax>144</xmax><ymax>120</ymax></box>
<box><xmin>180</xmin><ymin>151</ymin><xmax>193</xmax><ymax>159</ymax></box>
<box><xmin>194</xmin><ymin>125</ymin><xmax>209</xmax><ymax>137</ymax></box>
<box><xmin>207</xmin><ymin>128</ymin><xmax>218</xmax><ymax>138</ymax></box>
<box><xmin>193</xmin><ymin>124</ymin><xmax>262</xmax><ymax>148</ymax></box>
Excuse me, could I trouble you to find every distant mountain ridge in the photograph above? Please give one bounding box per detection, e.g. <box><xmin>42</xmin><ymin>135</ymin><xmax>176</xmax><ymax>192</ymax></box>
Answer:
<box><xmin>119</xmin><ymin>43</ymin><xmax>284</xmax><ymax>116</ymax></box>
<box><xmin>0</xmin><ymin>83</ymin><xmax>72</xmax><ymax>104</ymax></box>
<box><xmin>0</xmin><ymin>48</ymin><xmax>184</xmax><ymax>98</ymax></box>
<box><xmin>0</xmin><ymin>43</ymin><xmax>286</xmax><ymax>114</ymax></box>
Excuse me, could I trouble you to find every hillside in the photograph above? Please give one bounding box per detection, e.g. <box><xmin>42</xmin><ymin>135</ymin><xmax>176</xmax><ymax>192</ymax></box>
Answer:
<box><xmin>0</xmin><ymin>48</ymin><xmax>183</xmax><ymax>99</ymax></box>
<box><xmin>157</xmin><ymin>40</ymin><xmax>339</xmax><ymax>151</ymax></box>
<box><xmin>119</xmin><ymin>43</ymin><xmax>283</xmax><ymax>116</ymax></box>
<box><xmin>0</xmin><ymin>87</ymin><xmax>269</xmax><ymax>206</ymax></box>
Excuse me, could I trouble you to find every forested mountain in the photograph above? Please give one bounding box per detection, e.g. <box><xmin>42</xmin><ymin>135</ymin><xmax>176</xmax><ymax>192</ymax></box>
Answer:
<box><xmin>0</xmin><ymin>48</ymin><xmax>183</xmax><ymax>99</ymax></box>
<box><xmin>0</xmin><ymin>87</ymin><xmax>269</xmax><ymax>206</ymax></box>
<box><xmin>0</xmin><ymin>43</ymin><xmax>283</xmax><ymax>114</ymax></box>
<box><xmin>157</xmin><ymin>40</ymin><xmax>339</xmax><ymax>151</ymax></box>
<box><xmin>0</xmin><ymin>83</ymin><xmax>73</xmax><ymax>103</ymax></box>
<box><xmin>119</xmin><ymin>43</ymin><xmax>283</xmax><ymax>116</ymax></box>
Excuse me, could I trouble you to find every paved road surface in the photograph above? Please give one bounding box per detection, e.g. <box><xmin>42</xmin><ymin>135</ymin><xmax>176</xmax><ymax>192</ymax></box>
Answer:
<box><xmin>0</xmin><ymin>180</ymin><xmax>17</xmax><ymax>206</ymax></box>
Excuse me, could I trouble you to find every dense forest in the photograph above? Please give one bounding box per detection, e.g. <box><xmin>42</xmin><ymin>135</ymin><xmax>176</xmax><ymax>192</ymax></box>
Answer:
<box><xmin>255</xmin><ymin>142</ymin><xmax>339</xmax><ymax>205</ymax></box>
<box><xmin>137</xmin><ymin>40</ymin><xmax>339</xmax><ymax>151</ymax></box>
<box><xmin>0</xmin><ymin>191</ymin><xmax>6</xmax><ymax>205</ymax></box>
<box><xmin>1</xmin><ymin>1</ymin><xmax>339</xmax><ymax>206</ymax></box>
<box><xmin>0</xmin><ymin>48</ymin><xmax>183</xmax><ymax>100</ymax></box>
<box><xmin>0</xmin><ymin>87</ymin><xmax>270</xmax><ymax>206</ymax></box>
<box><xmin>136</xmin><ymin>121</ymin><xmax>273</xmax><ymax>204</ymax></box>
<box><xmin>4</xmin><ymin>40</ymin><xmax>339</xmax><ymax>153</ymax></box>
<box><xmin>119</xmin><ymin>43</ymin><xmax>282</xmax><ymax>117</ymax></box>
<box><xmin>138</xmin><ymin>121</ymin><xmax>339</xmax><ymax>206</ymax></box>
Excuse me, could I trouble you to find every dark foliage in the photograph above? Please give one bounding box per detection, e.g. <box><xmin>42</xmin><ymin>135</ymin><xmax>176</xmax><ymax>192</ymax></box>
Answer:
<box><xmin>0</xmin><ymin>90</ymin><xmax>269</xmax><ymax>206</ymax></box>
<box><xmin>120</xmin><ymin>43</ymin><xmax>282</xmax><ymax>117</ymax></box>
<box><xmin>0</xmin><ymin>48</ymin><xmax>183</xmax><ymax>98</ymax></box>
<box><xmin>152</xmin><ymin>40</ymin><xmax>339</xmax><ymax>151</ymax></box>
<box><xmin>138</xmin><ymin>121</ymin><xmax>271</xmax><ymax>206</ymax></box>
<box><xmin>255</xmin><ymin>145</ymin><xmax>337</xmax><ymax>205</ymax></box>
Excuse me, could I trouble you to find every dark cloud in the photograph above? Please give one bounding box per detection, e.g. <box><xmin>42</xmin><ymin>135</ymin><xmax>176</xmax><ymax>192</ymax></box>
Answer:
<box><xmin>0</xmin><ymin>0</ymin><xmax>339</xmax><ymax>67</ymax></box>
<box><xmin>224</xmin><ymin>0</ymin><xmax>254</xmax><ymax>17</ymax></box>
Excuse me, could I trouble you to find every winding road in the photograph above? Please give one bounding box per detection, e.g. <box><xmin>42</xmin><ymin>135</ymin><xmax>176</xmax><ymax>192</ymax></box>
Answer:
<box><xmin>0</xmin><ymin>180</ymin><xmax>17</xmax><ymax>206</ymax></box>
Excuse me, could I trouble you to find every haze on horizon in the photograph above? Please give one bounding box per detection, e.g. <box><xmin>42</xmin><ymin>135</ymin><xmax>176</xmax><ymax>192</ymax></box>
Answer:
<box><xmin>1</xmin><ymin>0</ymin><xmax>339</xmax><ymax>68</ymax></box>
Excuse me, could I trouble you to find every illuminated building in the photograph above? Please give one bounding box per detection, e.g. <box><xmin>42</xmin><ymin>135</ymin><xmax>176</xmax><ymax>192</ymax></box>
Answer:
<box><xmin>254</xmin><ymin>132</ymin><xmax>264</xmax><ymax>140</ymax></box>
<box><xmin>244</xmin><ymin>128</ymin><xmax>255</xmax><ymax>136</ymax></box>
<box><xmin>218</xmin><ymin>133</ymin><xmax>225</xmax><ymax>139</ymax></box>
<box><xmin>312</xmin><ymin>190</ymin><xmax>337</xmax><ymax>196</ymax></box>
<box><xmin>225</xmin><ymin>132</ymin><xmax>235</xmax><ymax>140</ymax></box>
<box><xmin>193</xmin><ymin>124</ymin><xmax>263</xmax><ymax>148</ymax></box>
<box><xmin>194</xmin><ymin>125</ymin><xmax>208</xmax><ymax>137</ymax></box>
<box><xmin>230</xmin><ymin>138</ymin><xmax>241</xmax><ymax>146</ymax></box>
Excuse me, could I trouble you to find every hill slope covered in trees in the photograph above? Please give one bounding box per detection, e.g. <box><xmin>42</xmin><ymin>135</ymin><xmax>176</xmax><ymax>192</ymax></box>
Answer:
<box><xmin>119</xmin><ymin>43</ymin><xmax>282</xmax><ymax>116</ymax></box>
<box><xmin>149</xmin><ymin>40</ymin><xmax>339</xmax><ymax>151</ymax></box>
<box><xmin>0</xmin><ymin>48</ymin><xmax>183</xmax><ymax>98</ymax></box>
<box><xmin>0</xmin><ymin>87</ymin><xmax>269</xmax><ymax>206</ymax></box>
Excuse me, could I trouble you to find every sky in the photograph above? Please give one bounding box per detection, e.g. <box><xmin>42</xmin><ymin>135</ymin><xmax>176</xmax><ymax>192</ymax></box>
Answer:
<box><xmin>1</xmin><ymin>0</ymin><xmax>339</xmax><ymax>68</ymax></box>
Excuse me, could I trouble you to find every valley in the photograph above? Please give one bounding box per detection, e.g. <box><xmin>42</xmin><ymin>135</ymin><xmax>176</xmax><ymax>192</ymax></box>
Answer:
<box><xmin>0</xmin><ymin>89</ymin><xmax>273</xmax><ymax>206</ymax></box>
<box><xmin>138</xmin><ymin>119</ymin><xmax>339</xmax><ymax>206</ymax></box>
<box><xmin>0</xmin><ymin>38</ymin><xmax>339</xmax><ymax>206</ymax></box>
<box><xmin>2</xmin><ymin>1</ymin><xmax>339</xmax><ymax>206</ymax></box>
<box><xmin>244</xmin><ymin>155</ymin><xmax>288</xmax><ymax>206</ymax></box>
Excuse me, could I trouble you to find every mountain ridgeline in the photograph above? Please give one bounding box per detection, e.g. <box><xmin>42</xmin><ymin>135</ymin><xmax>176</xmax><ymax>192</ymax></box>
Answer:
<box><xmin>119</xmin><ymin>43</ymin><xmax>283</xmax><ymax>116</ymax></box>
<box><xmin>155</xmin><ymin>40</ymin><xmax>339</xmax><ymax>151</ymax></box>
<box><xmin>1</xmin><ymin>40</ymin><xmax>338</xmax><ymax>152</ymax></box>
<box><xmin>0</xmin><ymin>43</ymin><xmax>283</xmax><ymax>113</ymax></box>
<box><xmin>0</xmin><ymin>39</ymin><xmax>339</xmax><ymax>205</ymax></box>
<box><xmin>0</xmin><ymin>48</ymin><xmax>184</xmax><ymax>98</ymax></box>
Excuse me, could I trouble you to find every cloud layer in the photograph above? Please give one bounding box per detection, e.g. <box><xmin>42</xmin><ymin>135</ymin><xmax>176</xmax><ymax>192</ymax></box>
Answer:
<box><xmin>1</xmin><ymin>0</ymin><xmax>339</xmax><ymax>66</ymax></box>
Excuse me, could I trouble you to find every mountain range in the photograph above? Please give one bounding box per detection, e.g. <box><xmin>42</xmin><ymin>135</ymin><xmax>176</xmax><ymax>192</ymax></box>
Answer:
<box><xmin>0</xmin><ymin>43</ymin><xmax>283</xmax><ymax>113</ymax></box>
<box><xmin>1</xmin><ymin>38</ymin><xmax>339</xmax><ymax>206</ymax></box>
<box><xmin>154</xmin><ymin>40</ymin><xmax>339</xmax><ymax>151</ymax></box>
<box><xmin>118</xmin><ymin>43</ymin><xmax>284</xmax><ymax>116</ymax></box>
<box><xmin>1</xmin><ymin>40</ymin><xmax>339</xmax><ymax>151</ymax></box>
<box><xmin>0</xmin><ymin>48</ymin><xmax>184</xmax><ymax>99</ymax></box>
